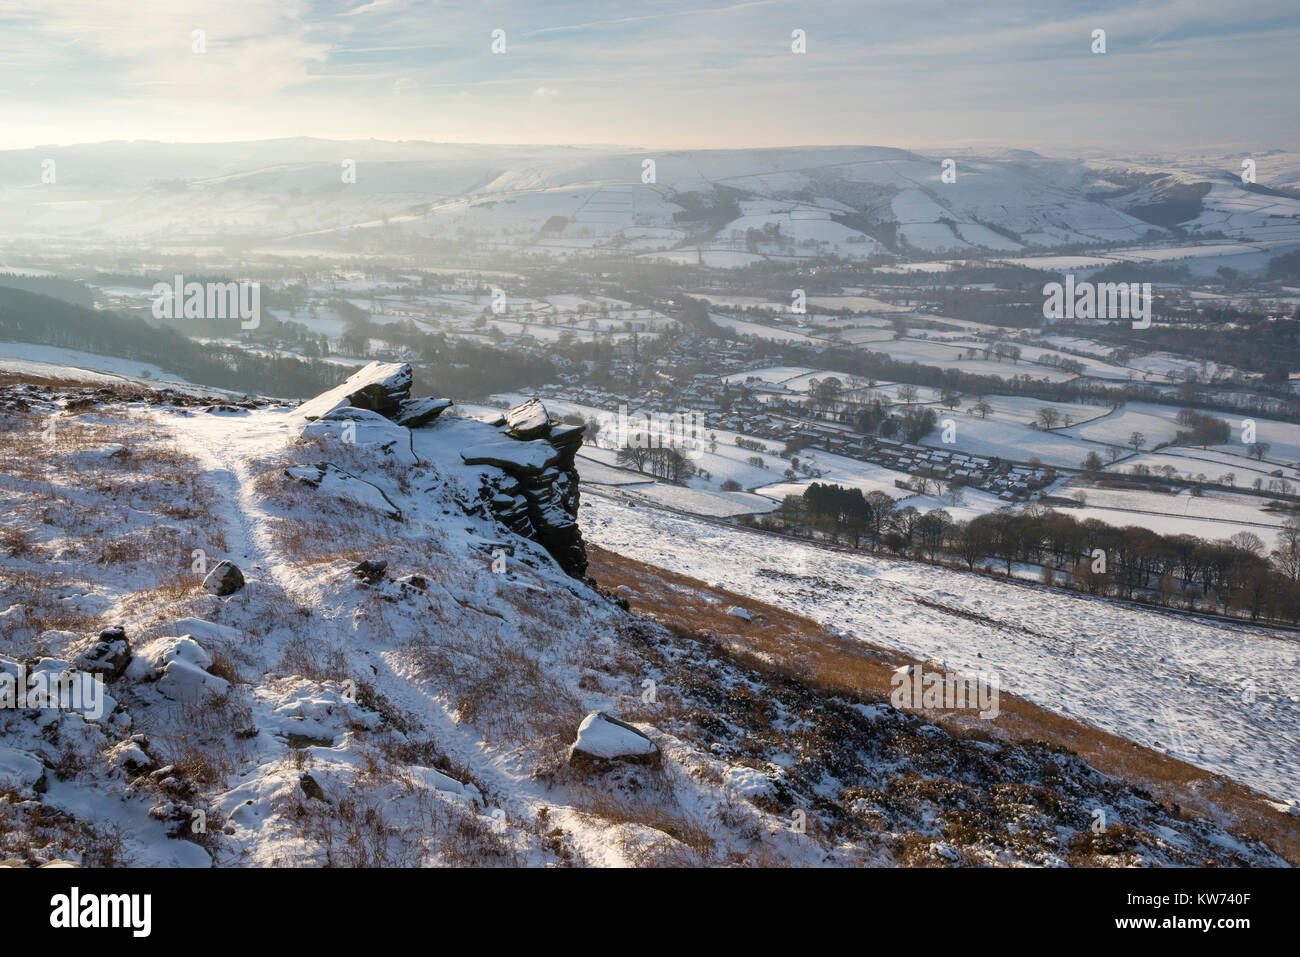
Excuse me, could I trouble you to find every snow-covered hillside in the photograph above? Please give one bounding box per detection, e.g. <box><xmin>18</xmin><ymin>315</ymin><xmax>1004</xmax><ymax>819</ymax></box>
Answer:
<box><xmin>582</xmin><ymin>496</ymin><xmax>1300</xmax><ymax>808</ymax></box>
<box><xmin>0</xmin><ymin>365</ymin><xmax>1293</xmax><ymax>867</ymax></box>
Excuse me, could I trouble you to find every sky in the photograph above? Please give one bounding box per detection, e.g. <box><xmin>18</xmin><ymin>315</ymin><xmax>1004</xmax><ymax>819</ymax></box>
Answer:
<box><xmin>0</xmin><ymin>0</ymin><xmax>1296</xmax><ymax>153</ymax></box>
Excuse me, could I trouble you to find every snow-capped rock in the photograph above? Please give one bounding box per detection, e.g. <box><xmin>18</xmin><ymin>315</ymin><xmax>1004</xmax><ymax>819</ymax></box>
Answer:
<box><xmin>460</xmin><ymin>440</ymin><xmax>559</xmax><ymax>476</ymax></box>
<box><xmin>74</xmin><ymin>625</ymin><xmax>132</xmax><ymax>679</ymax></box>
<box><xmin>569</xmin><ymin>711</ymin><xmax>660</xmax><ymax>767</ymax></box>
<box><xmin>504</xmin><ymin>397</ymin><xmax>552</xmax><ymax>439</ymax></box>
<box><xmin>295</xmin><ymin>360</ymin><xmax>413</xmax><ymax>422</ymax></box>
<box><xmin>395</xmin><ymin>396</ymin><xmax>453</xmax><ymax>428</ymax></box>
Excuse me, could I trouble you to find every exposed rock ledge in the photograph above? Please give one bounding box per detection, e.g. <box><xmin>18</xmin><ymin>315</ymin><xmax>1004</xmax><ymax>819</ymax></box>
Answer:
<box><xmin>295</xmin><ymin>361</ymin><xmax>586</xmax><ymax>578</ymax></box>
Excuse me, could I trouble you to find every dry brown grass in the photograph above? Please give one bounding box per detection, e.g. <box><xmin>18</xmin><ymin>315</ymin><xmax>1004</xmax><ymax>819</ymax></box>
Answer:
<box><xmin>0</xmin><ymin>795</ymin><xmax>136</xmax><ymax>868</ymax></box>
<box><xmin>406</xmin><ymin>621</ymin><xmax>583</xmax><ymax>759</ymax></box>
<box><xmin>0</xmin><ymin>568</ymin><xmax>101</xmax><ymax>654</ymax></box>
<box><xmin>275</xmin><ymin>632</ymin><xmax>351</xmax><ymax>683</ymax></box>
<box><xmin>567</xmin><ymin>782</ymin><xmax>716</xmax><ymax>866</ymax></box>
<box><xmin>0</xmin><ymin>404</ymin><xmax>227</xmax><ymax>590</ymax></box>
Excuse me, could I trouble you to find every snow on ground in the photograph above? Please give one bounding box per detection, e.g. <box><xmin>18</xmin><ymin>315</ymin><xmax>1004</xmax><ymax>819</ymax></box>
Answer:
<box><xmin>573</xmin><ymin>455</ymin><xmax>647</xmax><ymax>486</ymax></box>
<box><xmin>926</xmin><ymin>412</ymin><xmax>1098</xmax><ymax>468</ymax></box>
<box><xmin>753</xmin><ymin>457</ymin><xmax>914</xmax><ymax>501</ymax></box>
<box><xmin>0</xmin><ymin>342</ymin><xmax>191</xmax><ymax>386</ymax></box>
<box><xmin>1063</xmin><ymin>485</ymin><xmax>1289</xmax><ymax>542</ymax></box>
<box><xmin>1</xmin><ymin>369</ymin><xmax>1292</xmax><ymax>867</ymax></box>
<box><xmin>582</xmin><ymin>496</ymin><xmax>1300</xmax><ymax>805</ymax></box>
<box><xmin>1113</xmin><ymin>448</ymin><xmax>1300</xmax><ymax>484</ymax></box>
<box><xmin>863</xmin><ymin>338</ymin><xmax>1076</xmax><ymax>382</ymax></box>
<box><xmin>589</xmin><ymin>483</ymin><xmax>777</xmax><ymax>518</ymax></box>
<box><xmin>708</xmin><ymin>314</ymin><xmax>823</xmax><ymax>343</ymax></box>
<box><xmin>0</xmin><ymin>382</ymin><xmax>781</xmax><ymax>866</ymax></box>
<box><xmin>1067</xmin><ymin>402</ymin><xmax>1300</xmax><ymax>466</ymax></box>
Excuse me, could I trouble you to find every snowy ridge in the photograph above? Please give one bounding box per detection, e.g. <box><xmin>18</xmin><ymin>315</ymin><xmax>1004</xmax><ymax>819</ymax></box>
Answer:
<box><xmin>0</xmin><ymin>370</ymin><xmax>1293</xmax><ymax>867</ymax></box>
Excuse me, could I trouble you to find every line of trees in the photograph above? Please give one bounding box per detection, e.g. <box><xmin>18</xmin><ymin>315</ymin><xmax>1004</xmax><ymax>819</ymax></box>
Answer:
<box><xmin>615</xmin><ymin>441</ymin><xmax>698</xmax><ymax>485</ymax></box>
<box><xmin>752</xmin><ymin>486</ymin><xmax>1300</xmax><ymax>625</ymax></box>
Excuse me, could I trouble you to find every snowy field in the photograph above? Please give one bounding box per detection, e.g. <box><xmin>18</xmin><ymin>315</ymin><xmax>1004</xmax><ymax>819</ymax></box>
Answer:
<box><xmin>1066</xmin><ymin>402</ymin><xmax>1300</xmax><ymax>466</ymax></box>
<box><xmin>582</xmin><ymin>497</ymin><xmax>1300</xmax><ymax>806</ymax></box>
<box><xmin>0</xmin><ymin>342</ymin><xmax>191</xmax><ymax>386</ymax></box>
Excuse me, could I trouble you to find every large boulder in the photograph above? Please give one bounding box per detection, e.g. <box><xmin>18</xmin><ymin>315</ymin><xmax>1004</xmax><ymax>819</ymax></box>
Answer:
<box><xmin>296</xmin><ymin>361</ymin><xmax>413</xmax><ymax>422</ymax></box>
<box><xmin>504</xmin><ymin>398</ymin><xmax>552</xmax><ymax>440</ymax></box>
<box><xmin>396</xmin><ymin>396</ymin><xmax>453</xmax><ymax>428</ymax></box>
<box><xmin>569</xmin><ymin>711</ymin><xmax>660</xmax><ymax>768</ymax></box>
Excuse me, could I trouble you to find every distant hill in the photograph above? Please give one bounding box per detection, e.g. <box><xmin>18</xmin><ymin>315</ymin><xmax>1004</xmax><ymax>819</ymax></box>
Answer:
<box><xmin>4</xmin><ymin>140</ymin><xmax>1298</xmax><ymax>260</ymax></box>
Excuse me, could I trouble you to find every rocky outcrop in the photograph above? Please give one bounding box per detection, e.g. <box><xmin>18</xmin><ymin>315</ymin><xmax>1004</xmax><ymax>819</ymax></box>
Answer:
<box><xmin>295</xmin><ymin>366</ymin><xmax>587</xmax><ymax>578</ymax></box>
<box><xmin>296</xmin><ymin>361</ymin><xmax>416</xmax><ymax>422</ymax></box>
<box><xmin>461</xmin><ymin>398</ymin><xmax>587</xmax><ymax>578</ymax></box>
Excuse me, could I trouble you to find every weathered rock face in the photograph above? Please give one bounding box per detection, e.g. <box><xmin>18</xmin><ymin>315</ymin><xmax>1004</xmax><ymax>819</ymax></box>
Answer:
<box><xmin>295</xmin><ymin>366</ymin><xmax>588</xmax><ymax>579</ymax></box>
<box><xmin>461</xmin><ymin>397</ymin><xmax>588</xmax><ymax>578</ymax></box>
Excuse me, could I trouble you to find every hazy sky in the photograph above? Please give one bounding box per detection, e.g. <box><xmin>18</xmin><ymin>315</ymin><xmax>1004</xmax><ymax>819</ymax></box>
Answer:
<box><xmin>1</xmin><ymin>0</ymin><xmax>1296</xmax><ymax>152</ymax></box>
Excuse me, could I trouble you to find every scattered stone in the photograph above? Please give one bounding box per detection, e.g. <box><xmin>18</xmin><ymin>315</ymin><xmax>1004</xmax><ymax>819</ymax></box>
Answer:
<box><xmin>300</xmin><ymin>773</ymin><xmax>327</xmax><ymax>802</ymax></box>
<box><xmin>75</xmin><ymin>625</ymin><xmax>132</xmax><ymax>680</ymax></box>
<box><xmin>203</xmin><ymin>560</ymin><xmax>245</xmax><ymax>597</ymax></box>
<box><xmin>352</xmin><ymin>559</ymin><xmax>389</xmax><ymax>584</ymax></box>
<box><xmin>106</xmin><ymin>739</ymin><xmax>154</xmax><ymax>777</ymax></box>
